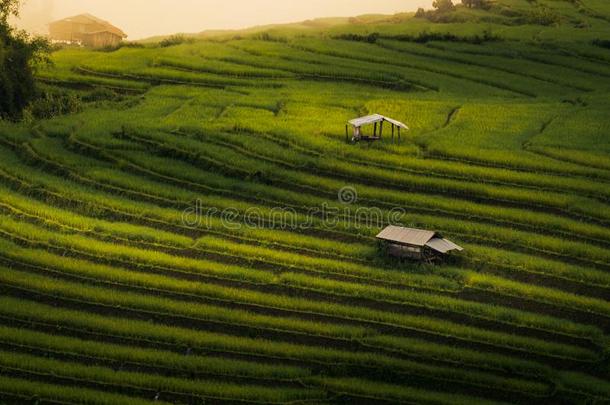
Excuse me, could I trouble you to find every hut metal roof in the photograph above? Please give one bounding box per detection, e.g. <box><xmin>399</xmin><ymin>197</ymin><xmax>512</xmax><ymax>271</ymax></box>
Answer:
<box><xmin>376</xmin><ymin>225</ymin><xmax>463</xmax><ymax>253</ymax></box>
<box><xmin>425</xmin><ymin>237</ymin><xmax>464</xmax><ymax>253</ymax></box>
<box><xmin>348</xmin><ymin>114</ymin><xmax>408</xmax><ymax>129</ymax></box>
<box><xmin>376</xmin><ymin>225</ymin><xmax>436</xmax><ymax>247</ymax></box>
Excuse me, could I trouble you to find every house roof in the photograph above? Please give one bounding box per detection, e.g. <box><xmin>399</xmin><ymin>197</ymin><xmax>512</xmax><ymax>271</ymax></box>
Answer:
<box><xmin>348</xmin><ymin>114</ymin><xmax>408</xmax><ymax>129</ymax></box>
<box><xmin>376</xmin><ymin>225</ymin><xmax>463</xmax><ymax>253</ymax></box>
<box><xmin>50</xmin><ymin>13</ymin><xmax>127</xmax><ymax>38</ymax></box>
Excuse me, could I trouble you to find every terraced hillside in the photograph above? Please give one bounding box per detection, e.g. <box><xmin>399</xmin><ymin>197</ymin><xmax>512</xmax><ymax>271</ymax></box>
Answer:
<box><xmin>1</xmin><ymin>0</ymin><xmax>610</xmax><ymax>403</ymax></box>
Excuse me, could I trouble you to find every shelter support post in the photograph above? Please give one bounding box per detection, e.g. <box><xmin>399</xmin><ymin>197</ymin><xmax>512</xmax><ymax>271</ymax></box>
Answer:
<box><xmin>373</xmin><ymin>122</ymin><xmax>377</xmax><ymax>137</ymax></box>
<box><xmin>379</xmin><ymin>121</ymin><xmax>383</xmax><ymax>139</ymax></box>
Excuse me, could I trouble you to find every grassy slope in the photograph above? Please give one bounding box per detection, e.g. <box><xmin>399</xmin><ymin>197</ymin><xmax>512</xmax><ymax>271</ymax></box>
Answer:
<box><xmin>1</xmin><ymin>0</ymin><xmax>610</xmax><ymax>403</ymax></box>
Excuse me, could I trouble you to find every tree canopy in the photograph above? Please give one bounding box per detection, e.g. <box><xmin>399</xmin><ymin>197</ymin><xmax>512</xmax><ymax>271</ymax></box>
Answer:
<box><xmin>0</xmin><ymin>0</ymin><xmax>49</xmax><ymax>119</ymax></box>
<box><xmin>0</xmin><ymin>0</ymin><xmax>21</xmax><ymax>24</ymax></box>
<box><xmin>432</xmin><ymin>0</ymin><xmax>455</xmax><ymax>13</ymax></box>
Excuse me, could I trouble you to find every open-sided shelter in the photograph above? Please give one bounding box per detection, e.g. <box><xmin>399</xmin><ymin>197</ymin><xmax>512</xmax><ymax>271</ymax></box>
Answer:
<box><xmin>346</xmin><ymin>114</ymin><xmax>408</xmax><ymax>143</ymax></box>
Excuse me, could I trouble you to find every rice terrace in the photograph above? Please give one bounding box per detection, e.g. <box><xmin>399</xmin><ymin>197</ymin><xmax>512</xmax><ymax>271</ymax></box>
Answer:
<box><xmin>0</xmin><ymin>0</ymin><xmax>610</xmax><ymax>403</ymax></box>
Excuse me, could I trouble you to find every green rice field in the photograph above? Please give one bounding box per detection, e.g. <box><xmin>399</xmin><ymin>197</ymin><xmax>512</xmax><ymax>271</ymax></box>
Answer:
<box><xmin>1</xmin><ymin>0</ymin><xmax>610</xmax><ymax>403</ymax></box>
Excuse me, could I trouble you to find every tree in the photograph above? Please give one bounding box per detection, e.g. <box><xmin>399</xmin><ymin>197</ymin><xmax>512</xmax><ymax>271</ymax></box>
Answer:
<box><xmin>432</xmin><ymin>0</ymin><xmax>455</xmax><ymax>13</ymax></box>
<box><xmin>415</xmin><ymin>7</ymin><xmax>427</xmax><ymax>18</ymax></box>
<box><xmin>0</xmin><ymin>0</ymin><xmax>50</xmax><ymax>119</ymax></box>
<box><xmin>0</xmin><ymin>0</ymin><xmax>21</xmax><ymax>25</ymax></box>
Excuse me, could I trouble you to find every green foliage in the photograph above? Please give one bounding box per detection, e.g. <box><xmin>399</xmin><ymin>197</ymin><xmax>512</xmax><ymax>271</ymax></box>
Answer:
<box><xmin>0</xmin><ymin>0</ymin><xmax>50</xmax><ymax>119</ymax></box>
<box><xmin>394</xmin><ymin>29</ymin><xmax>499</xmax><ymax>43</ymax></box>
<box><xmin>433</xmin><ymin>0</ymin><xmax>455</xmax><ymax>13</ymax></box>
<box><xmin>524</xmin><ymin>6</ymin><xmax>561</xmax><ymax>26</ymax></box>
<box><xmin>416</xmin><ymin>0</ymin><xmax>459</xmax><ymax>22</ymax></box>
<box><xmin>335</xmin><ymin>32</ymin><xmax>380</xmax><ymax>43</ymax></box>
<box><xmin>159</xmin><ymin>34</ymin><xmax>194</xmax><ymax>48</ymax></box>
<box><xmin>81</xmin><ymin>87</ymin><xmax>123</xmax><ymax>103</ymax></box>
<box><xmin>0</xmin><ymin>31</ymin><xmax>50</xmax><ymax>119</ymax></box>
<box><xmin>0</xmin><ymin>0</ymin><xmax>21</xmax><ymax>24</ymax></box>
<box><xmin>24</xmin><ymin>89</ymin><xmax>83</xmax><ymax>120</ymax></box>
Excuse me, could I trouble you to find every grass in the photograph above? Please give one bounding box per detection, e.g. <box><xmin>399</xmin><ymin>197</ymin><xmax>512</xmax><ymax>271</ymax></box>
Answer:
<box><xmin>1</xmin><ymin>229</ymin><xmax>603</xmax><ymax>349</ymax></box>
<box><xmin>0</xmin><ymin>257</ymin><xmax>599</xmax><ymax>363</ymax></box>
<box><xmin>0</xmin><ymin>325</ymin><xmax>312</xmax><ymax>381</ymax></box>
<box><xmin>0</xmin><ymin>350</ymin><xmax>326</xmax><ymax>403</ymax></box>
<box><xmin>0</xmin><ymin>375</ymin><xmax>171</xmax><ymax>405</ymax></box>
<box><xmin>312</xmin><ymin>377</ymin><xmax>507</xmax><ymax>405</ymax></box>
<box><xmin>0</xmin><ymin>297</ymin><xmax>554</xmax><ymax>398</ymax></box>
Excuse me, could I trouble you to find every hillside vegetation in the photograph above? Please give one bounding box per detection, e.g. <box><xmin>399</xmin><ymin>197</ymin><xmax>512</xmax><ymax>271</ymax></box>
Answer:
<box><xmin>0</xmin><ymin>0</ymin><xmax>610</xmax><ymax>403</ymax></box>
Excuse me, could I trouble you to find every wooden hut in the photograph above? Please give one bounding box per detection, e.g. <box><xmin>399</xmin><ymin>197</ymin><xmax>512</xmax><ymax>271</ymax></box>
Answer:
<box><xmin>346</xmin><ymin>114</ymin><xmax>408</xmax><ymax>143</ymax></box>
<box><xmin>376</xmin><ymin>225</ymin><xmax>463</xmax><ymax>261</ymax></box>
<box><xmin>49</xmin><ymin>14</ymin><xmax>127</xmax><ymax>48</ymax></box>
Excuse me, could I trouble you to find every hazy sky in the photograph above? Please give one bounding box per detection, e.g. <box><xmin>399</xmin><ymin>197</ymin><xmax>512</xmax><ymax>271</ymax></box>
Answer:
<box><xmin>17</xmin><ymin>0</ymin><xmax>433</xmax><ymax>39</ymax></box>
